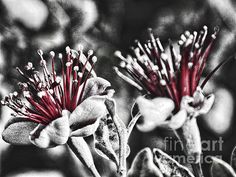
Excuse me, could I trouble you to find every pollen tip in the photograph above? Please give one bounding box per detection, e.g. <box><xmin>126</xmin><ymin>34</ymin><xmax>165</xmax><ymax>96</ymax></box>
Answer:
<box><xmin>73</xmin><ymin>66</ymin><xmax>79</xmax><ymax>71</ymax></box>
<box><xmin>92</xmin><ymin>56</ymin><xmax>97</xmax><ymax>63</ymax></box>
<box><xmin>184</xmin><ymin>30</ymin><xmax>190</xmax><ymax>37</ymax></box>
<box><xmin>114</xmin><ymin>50</ymin><xmax>121</xmax><ymax>57</ymax></box>
<box><xmin>23</xmin><ymin>91</ymin><xmax>30</xmax><ymax>98</ymax></box>
<box><xmin>66</xmin><ymin>46</ymin><xmax>71</xmax><ymax>53</ymax></box>
<box><xmin>37</xmin><ymin>49</ymin><xmax>43</xmax><ymax>56</ymax></box>
<box><xmin>181</xmin><ymin>34</ymin><xmax>187</xmax><ymax>41</ymax></box>
<box><xmin>88</xmin><ymin>50</ymin><xmax>94</xmax><ymax>56</ymax></box>
<box><xmin>56</xmin><ymin>76</ymin><xmax>61</xmax><ymax>83</ymax></box>
<box><xmin>147</xmin><ymin>28</ymin><xmax>153</xmax><ymax>35</ymax></box>
<box><xmin>13</xmin><ymin>91</ymin><xmax>18</xmax><ymax>96</ymax></box>
<box><xmin>50</xmin><ymin>51</ymin><xmax>55</xmax><ymax>57</ymax></box>
<box><xmin>160</xmin><ymin>79</ymin><xmax>166</xmax><ymax>86</ymax></box>
<box><xmin>119</xmin><ymin>61</ymin><xmax>126</xmax><ymax>68</ymax></box>
<box><xmin>37</xmin><ymin>91</ymin><xmax>46</xmax><ymax>98</ymax></box>
<box><xmin>58</xmin><ymin>53</ymin><xmax>63</xmax><ymax>59</ymax></box>
<box><xmin>134</xmin><ymin>39</ymin><xmax>139</xmax><ymax>44</ymax></box>
<box><xmin>78</xmin><ymin>72</ymin><xmax>83</xmax><ymax>78</ymax></box>
<box><xmin>113</xmin><ymin>66</ymin><xmax>118</xmax><ymax>72</ymax></box>
<box><xmin>77</xmin><ymin>44</ymin><xmax>83</xmax><ymax>51</ymax></box>
<box><xmin>203</xmin><ymin>25</ymin><xmax>208</xmax><ymax>30</ymax></box>
<box><xmin>178</xmin><ymin>40</ymin><xmax>184</xmax><ymax>46</ymax></box>
<box><xmin>66</xmin><ymin>62</ymin><xmax>72</xmax><ymax>67</ymax></box>
<box><xmin>161</xmin><ymin>53</ymin><xmax>168</xmax><ymax>60</ymax></box>
<box><xmin>152</xmin><ymin>65</ymin><xmax>159</xmax><ymax>71</ymax></box>
<box><xmin>214</xmin><ymin>26</ymin><xmax>220</xmax><ymax>34</ymax></box>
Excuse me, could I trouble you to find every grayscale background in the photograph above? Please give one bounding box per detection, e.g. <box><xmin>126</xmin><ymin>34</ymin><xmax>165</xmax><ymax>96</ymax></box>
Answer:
<box><xmin>1</xmin><ymin>0</ymin><xmax>236</xmax><ymax>176</ymax></box>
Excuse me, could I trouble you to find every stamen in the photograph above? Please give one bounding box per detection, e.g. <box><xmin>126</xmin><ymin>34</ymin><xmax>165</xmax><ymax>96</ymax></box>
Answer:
<box><xmin>201</xmin><ymin>55</ymin><xmax>235</xmax><ymax>89</ymax></box>
<box><xmin>113</xmin><ymin>67</ymin><xmax>143</xmax><ymax>91</ymax></box>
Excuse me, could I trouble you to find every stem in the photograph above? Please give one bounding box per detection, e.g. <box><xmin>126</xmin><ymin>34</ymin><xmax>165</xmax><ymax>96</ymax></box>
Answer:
<box><xmin>192</xmin><ymin>162</ymin><xmax>204</xmax><ymax>177</ymax></box>
<box><xmin>104</xmin><ymin>98</ymin><xmax>128</xmax><ymax>176</ymax></box>
<box><xmin>174</xmin><ymin>117</ymin><xmax>203</xmax><ymax>177</ymax></box>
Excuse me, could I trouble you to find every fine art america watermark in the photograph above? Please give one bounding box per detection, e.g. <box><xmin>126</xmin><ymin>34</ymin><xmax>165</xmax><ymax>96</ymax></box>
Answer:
<box><xmin>164</xmin><ymin>137</ymin><xmax>224</xmax><ymax>164</ymax></box>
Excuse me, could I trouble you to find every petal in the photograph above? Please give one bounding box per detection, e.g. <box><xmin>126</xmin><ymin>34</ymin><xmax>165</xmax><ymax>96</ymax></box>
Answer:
<box><xmin>180</xmin><ymin>96</ymin><xmax>195</xmax><ymax>114</ymax></box>
<box><xmin>2</xmin><ymin>117</ymin><xmax>38</xmax><ymax>145</ymax></box>
<box><xmin>166</xmin><ymin>109</ymin><xmax>187</xmax><ymax>129</ymax></box>
<box><xmin>70</xmin><ymin>119</ymin><xmax>100</xmax><ymax>137</ymax></box>
<box><xmin>69</xmin><ymin>95</ymin><xmax>108</xmax><ymax>131</ymax></box>
<box><xmin>81</xmin><ymin>77</ymin><xmax>113</xmax><ymax>101</ymax></box>
<box><xmin>29</xmin><ymin>110</ymin><xmax>70</xmax><ymax>148</ymax></box>
<box><xmin>153</xmin><ymin>148</ymin><xmax>194</xmax><ymax>177</ymax></box>
<box><xmin>128</xmin><ymin>148</ymin><xmax>163</xmax><ymax>177</ymax></box>
<box><xmin>136</xmin><ymin>97</ymin><xmax>175</xmax><ymax>132</ymax></box>
<box><xmin>199</xmin><ymin>94</ymin><xmax>215</xmax><ymax>115</ymax></box>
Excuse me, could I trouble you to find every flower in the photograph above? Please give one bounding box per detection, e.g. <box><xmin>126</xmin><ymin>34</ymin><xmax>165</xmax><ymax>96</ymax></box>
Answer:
<box><xmin>114</xmin><ymin>26</ymin><xmax>230</xmax><ymax>130</ymax></box>
<box><xmin>1</xmin><ymin>46</ymin><xmax>114</xmax><ymax>177</ymax></box>
<box><xmin>114</xmin><ymin>26</ymin><xmax>231</xmax><ymax>168</ymax></box>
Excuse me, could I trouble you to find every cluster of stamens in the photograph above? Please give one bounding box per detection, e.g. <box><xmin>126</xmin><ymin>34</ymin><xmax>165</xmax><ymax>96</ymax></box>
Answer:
<box><xmin>114</xmin><ymin>26</ymin><xmax>227</xmax><ymax>110</ymax></box>
<box><xmin>1</xmin><ymin>46</ymin><xmax>97</xmax><ymax>125</ymax></box>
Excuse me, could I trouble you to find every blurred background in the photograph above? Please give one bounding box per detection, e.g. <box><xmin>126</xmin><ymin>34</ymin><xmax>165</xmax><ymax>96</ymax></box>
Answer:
<box><xmin>1</xmin><ymin>0</ymin><xmax>236</xmax><ymax>176</ymax></box>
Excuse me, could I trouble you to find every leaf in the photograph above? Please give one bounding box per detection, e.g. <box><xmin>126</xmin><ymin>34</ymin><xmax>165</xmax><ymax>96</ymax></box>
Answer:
<box><xmin>211</xmin><ymin>157</ymin><xmax>236</xmax><ymax>177</ymax></box>
<box><xmin>153</xmin><ymin>148</ymin><xmax>194</xmax><ymax>177</ymax></box>
<box><xmin>94</xmin><ymin>115</ymin><xmax>130</xmax><ymax>167</ymax></box>
<box><xmin>231</xmin><ymin>146</ymin><xmax>236</xmax><ymax>172</ymax></box>
<box><xmin>94</xmin><ymin>115</ymin><xmax>119</xmax><ymax>166</ymax></box>
<box><xmin>128</xmin><ymin>148</ymin><xmax>163</xmax><ymax>177</ymax></box>
<box><xmin>81</xmin><ymin>77</ymin><xmax>113</xmax><ymax>101</ymax></box>
<box><xmin>67</xmin><ymin>137</ymin><xmax>101</xmax><ymax>177</ymax></box>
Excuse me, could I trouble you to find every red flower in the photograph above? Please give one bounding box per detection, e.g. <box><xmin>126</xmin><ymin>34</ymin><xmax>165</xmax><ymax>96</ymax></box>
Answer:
<box><xmin>1</xmin><ymin>46</ymin><xmax>102</xmax><ymax>124</ymax></box>
<box><xmin>114</xmin><ymin>26</ymin><xmax>229</xmax><ymax>112</ymax></box>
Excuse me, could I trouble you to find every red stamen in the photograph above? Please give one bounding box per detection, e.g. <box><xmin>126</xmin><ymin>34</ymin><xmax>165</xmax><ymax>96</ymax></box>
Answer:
<box><xmin>201</xmin><ymin>55</ymin><xmax>235</xmax><ymax>89</ymax></box>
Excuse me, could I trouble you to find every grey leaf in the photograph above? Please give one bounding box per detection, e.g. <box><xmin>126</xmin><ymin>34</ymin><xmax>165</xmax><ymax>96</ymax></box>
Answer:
<box><xmin>94</xmin><ymin>115</ymin><xmax>130</xmax><ymax>167</ymax></box>
<box><xmin>128</xmin><ymin>148</ymin><xmax>163</xmax><ymax>177</ymax></box>
<box><xmin>211</xmin><ymin>157</ymin><xmax>236</xmax><ymax>177</ymax></box>
<box><xmin>231</xmin><ymin>146</ymin><xmax>236</xmax><ymax>172</ymax></box>
<box><xmin>94</xmin><ymin>115</ymin><xmax>119</xmax><ymax>166</ymax></box>
<box><xmin>153</xmin><ymin>148</ymin><xmax>194</xmax><ymax>177</ymax></box>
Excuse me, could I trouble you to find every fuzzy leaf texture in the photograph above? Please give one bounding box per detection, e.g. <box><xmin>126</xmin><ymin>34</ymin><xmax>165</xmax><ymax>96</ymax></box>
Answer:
<box><xmin>211</xmin><ymin>157</ymin><xmax>236</xmax><ymax>177</ymax></box>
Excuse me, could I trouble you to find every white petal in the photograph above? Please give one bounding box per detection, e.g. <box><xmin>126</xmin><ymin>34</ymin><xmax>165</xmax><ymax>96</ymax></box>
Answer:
<box><xmin>199</xmin><ymin>94</ymin><xmax>215</xmax><ymax>114</ymax></box>
<box><xmin>136</xmin><ymin>96</ymin><xmax>175</xmax><ymax>132</ymax></box>
<box><xmin>166</xmin><ymin>109</ymin><xmax>187</xmax><ymax>129</ymax></box>
<box><xmin>70</xmin><ymin>119</ymin><xmax>100</xmax><ymax>137</ymax></box>
<box><xmin>29</xmin><ymin>110</ymin><xmax>70</xmax><ymax>148</ymax></box>
<box><xmin>69</xmin><ymin>96</ymin><xmax>108</xmax><ymax>130</ymax></box>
